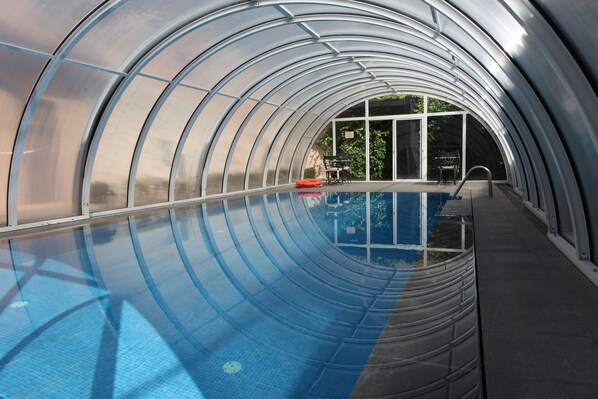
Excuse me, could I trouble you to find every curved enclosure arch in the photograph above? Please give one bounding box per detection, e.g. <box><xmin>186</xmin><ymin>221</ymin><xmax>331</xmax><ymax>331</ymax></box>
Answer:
<box><xmin>0</xmin><ymin>0</ymin><xmax>597</xmax><ymax>275</ymax></box>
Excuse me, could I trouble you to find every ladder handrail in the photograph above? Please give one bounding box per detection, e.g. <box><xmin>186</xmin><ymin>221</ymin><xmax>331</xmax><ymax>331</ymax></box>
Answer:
<box><xmin>452</xmin><ymin>166</ymin><xmax>493</xmax><ymax>198</ymax></box>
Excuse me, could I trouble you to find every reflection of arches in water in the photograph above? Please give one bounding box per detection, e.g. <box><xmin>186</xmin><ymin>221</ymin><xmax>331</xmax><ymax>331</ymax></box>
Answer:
<box><xmin>0</xmin><ymin>192</ymin><xmax>480</xmax><ymax>398</ymax></box>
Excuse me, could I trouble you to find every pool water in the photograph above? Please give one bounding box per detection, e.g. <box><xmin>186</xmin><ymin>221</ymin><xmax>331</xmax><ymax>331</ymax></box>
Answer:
<box><xmin>0</xmin><ymin>192</ymin><xmax>481</xmax><ymax>398</ymax></box>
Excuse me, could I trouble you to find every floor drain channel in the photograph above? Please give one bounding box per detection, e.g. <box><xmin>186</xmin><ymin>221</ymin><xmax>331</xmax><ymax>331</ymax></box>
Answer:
<box><xmin>222</xmin><ymin>361</ymin><xmax>242</xmax><ymax>374</ymax></box>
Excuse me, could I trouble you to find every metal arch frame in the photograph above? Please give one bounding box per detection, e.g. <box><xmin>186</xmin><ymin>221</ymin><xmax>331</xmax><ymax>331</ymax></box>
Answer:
<box><xmin>221</xmin><ymin>60</ymin><xmax>361</xmax><ymax>192</ymax></box>
<box><xmin>0</xmin><ymin>0</ymin><xmax>568</xmax><ymax>260</ymax></box>
<box><xmin>263</xmin><ymin>76</ymin><xmax>384</xmax><ymax>185</ymax></box>
<box><xmin>425</xmin><ymin>0</ymin><xmax>590</xmax><ymax>260</ymax></box>
<box><xmin>227</xmin><ymin>58</ymin><xmax>466</xmax><ymax>190</ymax></box>
<box><xmin>267</xmin><ymin>80</ymin><xmax>389</xmax><ymax>185</ymax></box>
<box><xmin>181</xmin><ymin>40</ymin><xmax>330</xmax><ymax>197</ymax></box>
<box><xmin>166</xmin><ymin>52</ymin><xmax>338</xmax><ymax>201</ymax></box>
<box><xmin>208</xmin><ymin>8</ymin><xmax>468</xmax><ymax>193</ymax></box>
<box><xmin>206</xmin><ymin>55</ymin><xmax>353</xmax><ymax>191</ymax></box>
<box><xmin>262</xmin><ymin>60</ymin><xmax>478</xmax><ymax>183</ymax></box>
<box><xmin>306</xmin><ymin>1</ymin><xmax>555</xmax><ymax>235</ymax></box>
<box><xmin>7</xmin><ymin>0</ymin><xmax>125</xmax><ymax>227</ymax></box>
<box><xmin>82</xmin><ymin>2</ymin><xmax>266</xmax><ymax>214</ymax></box>
<box><xmin>215</xmin><ymin>63</ymin><xmax>366</xmax><ymax>190</ymax></box>
<box><xmin>237</xmin><ymin>57</ymin><xmax>356</xmax><ymax>189</ymax></box>
<box><xmin>128</xmin><ymin>16</ymin><xmax>301</xmax><ymax>207</ymax></box>
<box><xmin>500</xmin><ymin>0</ymin><xmax>598</xmax><ymax>260</ymax></box>
<box><xmin>84</xmin><ymin>2</ymin><xmax>444</xmax><ymax>210</ymax></box>
<box><xmin>197</xmin><ymin>50</ymin><xmax>360</xmax><ymax>194</ymax></box>
<box><xmin>240</xmin><ymin>55</ymin><xmax>462</xmax><ymax>190</ymax></box>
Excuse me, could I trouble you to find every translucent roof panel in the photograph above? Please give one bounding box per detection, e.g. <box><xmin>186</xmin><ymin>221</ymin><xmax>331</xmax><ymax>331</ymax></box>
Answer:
<box><xmin>370</xmin><ymin>0</ymin><xmax>436</xmax><ymax>26</ymax></box>
<box><xmin>247</xmin><ymin>108</ymin><xmax>295</xmax><ymax>189</ymax></box>
<box><xmin>0</xmin><ymin>48</ymin><xmax>46</xmax><ymax>226</ymax></box>
<box><xmin>251</xmin><ymin>53</ymin><xmax>342</xmax><ymax>105</ymax></box>
<box><xmin>175</xmin><ymin>94</ymin><xmax>236</xmax><ymax>200</ymax></box>
<box><xmin>134</xmin><ymin>86</ymin><xmax>206</xmax><ymax>206</ymax></box>
<box><xmin>219</xmin><ymin>45</ymin><xmax>332</xmax><ymax>98</ymax></box>
<box><xmin>141</xmin><ymin>6</ymin><xmax>285</xmax><ymax>81</ymax></box>
<box><xmin>329</xmin><ymin>40</ymin><xmax>452</xmax><ymax>69</ymax></box>
<box><xmin>0</xmin><ymin>0</ymin><xmax>98</xmax><ymax>53</ymax></box>
<box><xmin>206</xmin><ymin>99</ymin><xmax>258</xmax><ymax>195</ymax></box>
<box><xmin>226</xmin><ymin>103</ymin><xmax>277</xmax><ymax>192</ymax></box>
<box><xmin>17</xmin><ymin>63</ymin><xmax>117</xmax><ymax>223</ymax></box>
<box><xmin>68</xmin><ymin>0</ymin><xmax>237</xmax><ymax>71</ymax></box>
<box><xmin>267</xmin><ymin>63</ymin><xmax>361</xmax><ymax>107</ymax></box>
<box><xmin>90</xmin><ymin>76</ymin><xmax>168</xmax><ymax>213</ymax></box>
<box><xmin>182</xmin><ymin>24</ymin><xmax>309</xmax><ymax>90</ymax></box>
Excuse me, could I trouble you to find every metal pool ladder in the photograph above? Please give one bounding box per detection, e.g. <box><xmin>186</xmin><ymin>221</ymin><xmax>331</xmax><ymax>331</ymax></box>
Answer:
<box><xmin>452</xmin><ymin>166</ymin><xmax>493</xmax><ymax>198</ymax></box>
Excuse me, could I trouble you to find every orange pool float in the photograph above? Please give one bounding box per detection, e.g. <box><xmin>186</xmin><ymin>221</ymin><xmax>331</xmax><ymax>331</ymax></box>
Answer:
<box><xmin>295</xmin><ymin>179</ymin><xmax>322</xmax><ymax>188</ymax></box>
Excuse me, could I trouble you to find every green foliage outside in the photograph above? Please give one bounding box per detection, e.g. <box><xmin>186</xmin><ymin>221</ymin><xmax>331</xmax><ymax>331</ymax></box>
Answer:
<box><xmin>314</xmin><ymin>125</ymin><xmax>392</xmax><ymax>180</ymax></box>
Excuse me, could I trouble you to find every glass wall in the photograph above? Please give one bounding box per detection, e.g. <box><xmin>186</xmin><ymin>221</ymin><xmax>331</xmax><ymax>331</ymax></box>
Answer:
<box><xmin>307</xmin><ymin>95</ymin><xmax>506</xmax><ymax>184</ymax></box>
<box><xmin>427</xmin><ymin>115</ymin><xmax>463</xmax><ymax>182</ymax></box>
<box><xmin>369</xmin><ymin>120</ymin><xmax>393</xmax><ymax>181</ymax></box>
<box><xmin>335</xmin><ymin>120</ymin><xmax>366</xmax><ymax>180</ymax></box>
<box><xmin>396</xmin><ymin>119</ymin><xmax>421</xmax><ymax>179</ymax></box>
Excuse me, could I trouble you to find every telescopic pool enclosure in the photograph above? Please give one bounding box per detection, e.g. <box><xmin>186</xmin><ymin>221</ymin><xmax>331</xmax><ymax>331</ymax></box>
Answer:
<box><xmin>0</xmin><ymin>1</ymin><xmax>597</xmax><ymax>283</ymax></box>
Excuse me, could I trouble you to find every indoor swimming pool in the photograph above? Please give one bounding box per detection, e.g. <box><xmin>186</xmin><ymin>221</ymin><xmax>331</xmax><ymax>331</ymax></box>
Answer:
<box><xmin>0</xmin><ymin>191</ymin><xmax>481</xmax><ymax>398</ymax></box>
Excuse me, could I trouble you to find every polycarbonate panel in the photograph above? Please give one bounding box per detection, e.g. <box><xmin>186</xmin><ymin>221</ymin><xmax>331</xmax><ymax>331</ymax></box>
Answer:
<box><xmin>17</xmin><ymin>63</ymin><xmax>116</xmax><ymax>223</ymax></box>
<box><xmin>284</xmin><ymin>76</ymin><xmax>372</xmax><ymax>112</ymax></box>
<box><xmin>284</xmin><ymin>4</ymin><xmax>379</xmax><ymax>17</ymax></box>
<box><xmin>134</xmin><ymin>86</ymin><xmax>206</xmax><ymax>206</ymax></box>
<box><xmin>226</xmin><ymin>103</ymin><xmax>277</xmax><ymax>192</ymax></box>
<box><xmin>90</xmin><ymin>77</ymin><xmax>168</xmax><ymax>212</ymax></box>
<box><xmin>267</xmin><ymin>112</ymin><xmax>306</xmax><ymax>186</ymax></box>
<box><xmin>250</xmin><ymin>48</ymin><xmax>333</xmax><ymax>103</ymax></box>
<box><xmin>278</xmin><ymin>114</ymin><xmax>319</xmax><ymax>183</ymax></box>
<box><xmin>370</xmin><ymin>0</ymin><xmax>434</xmax><ymax>26</ymax></box>
<box><xmin>182</xmin><ymin>24</ymin><xmax>309</xmax><ymax>90</ymax></box>
<box><xmin>219</xmin><ymin>46</ymin><xmax>330</xmax><ymax>98</ymax></box>
<box><xmin>306</xmin><ymin>20</ymin><xmax>416</xmax><ymax>42</ymax></box>
<box><xmin>206</xmin><ymin>99</ymin><xmax>258</xmax><ymax>195</ymax></box>
<box><xmin>450</xmin><ymin>2</ymin><xmax>526</xmax><ymax>59</ymax></box>
<box><xmin>438</xmin><ymin>17</ymin><xmax>498</xmax><ymax>73</ymax></box>
<box><xmin>142</xmin><ymin>6</ymin><xmax>284</xmax><ymax>80</ymax></box>
<box><xmin>535</xmin><ymin>0</ymin><xmax>598</xmax><ymax>84</ymax></box>
<box><xmin>248</xmin><ymin>109</ymin><xmax>294</xmax><ymax>189</ymax></box>
<box><xmin>522</xmin><ymin>77</ymin><xmax>587</xmax><ymax>245</ymax></box>
<box><xmin>174</xmin><ymin>95</ymin><xmax>235</xmax><ymax>200</ymax></box>
<box><xmin>268</xmin><ymin>63</ymin><xmax>358</xmax><ymax>106</ymax></box>
<box><xmin>292</xmin><ymin>120</ymin><xmax>325</xmax><ymax>180</ymax></box>
<box><xmin>68</xmin><ymin>1</ymin><xmax>230</xmax><ymax>71</ymax></box>
<box><xmin>0</xmin><ymin>0</ymin><xmax>97</xmax><ymax>53</ymax></box>
<box><xmin>300</xmin><ymin>80</ymin><xmax>381</xmax><ymax>114</ymax></box>
<box><xmin>0</xmin><ymin>48</ymin><xmax>46</xmax><ymax>226</ymax></box>
<box><xmin>330</xmin><ymin>37</ymin><xmax>451</xmax><ymax>65</ymax></box>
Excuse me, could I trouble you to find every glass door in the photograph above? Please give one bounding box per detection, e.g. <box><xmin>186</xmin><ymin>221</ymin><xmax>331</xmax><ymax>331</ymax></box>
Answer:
<box><xmin>395</xmin><ymin>119</ymin><xmax>421</xmax><ymax>179</ymax></box>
